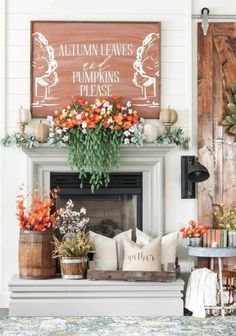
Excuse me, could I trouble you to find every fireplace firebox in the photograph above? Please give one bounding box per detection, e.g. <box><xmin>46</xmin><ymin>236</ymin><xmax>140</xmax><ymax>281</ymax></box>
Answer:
<box><xmin>50</xmin><ymin>172</ymin><xmax>142</xmax><ymax>238</ymax></box>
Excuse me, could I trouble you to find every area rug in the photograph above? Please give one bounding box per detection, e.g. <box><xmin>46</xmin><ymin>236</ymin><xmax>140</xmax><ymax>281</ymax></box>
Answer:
<box><xmin>0</xmin><ymin>315</ymin><xmax>236</xmax><ymax>336</ymax></box>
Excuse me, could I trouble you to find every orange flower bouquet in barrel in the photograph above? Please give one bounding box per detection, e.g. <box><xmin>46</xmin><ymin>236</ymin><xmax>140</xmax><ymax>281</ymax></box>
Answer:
<box><xmin>17</xmin><ymin>187</ymin><xmax>59</xmax><ymax>279</ymax></box>
<box><xmin>16</xmin><ymin>187</ymin><xmax>59</xmax><ymax>231</ymax></box>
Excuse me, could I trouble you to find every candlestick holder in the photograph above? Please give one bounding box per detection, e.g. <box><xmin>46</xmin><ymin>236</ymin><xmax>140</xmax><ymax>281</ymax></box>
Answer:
<box><xmin>18</xmin><ymin>121</ymin><xmax>28</xmax><ymax>135</ymax></box>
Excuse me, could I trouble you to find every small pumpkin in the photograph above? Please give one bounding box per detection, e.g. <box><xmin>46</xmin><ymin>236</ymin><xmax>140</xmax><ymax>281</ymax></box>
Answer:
<box><xmin>160</xmin><ymin>106</ymin><xmax>178</xmax><ymax>124</ymax></box>
<box><xmin>34</xmin><ymin>120</ymin><xmax>49</xmax><ymax>143</ymax></box>
<box><xmin>159</xmin><ymin>106</ymin><xmax>178</xmax><ymax>133</ymax></box>
<box><xmin>143</xmin><ymin>123</ymin><xmax>159</xmax><ymax>143</ymax></box>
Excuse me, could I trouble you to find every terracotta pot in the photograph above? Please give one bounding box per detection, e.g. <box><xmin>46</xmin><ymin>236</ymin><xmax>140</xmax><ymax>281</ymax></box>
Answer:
<box><xmin>18</xmin><ymin>229</ymin><xmax>56</xmax><ymax>279</ymax></box>
<box><xmin>60</xmin><ymin>257</ymin><xmax>88</xmax><ymax>279</ymax></box>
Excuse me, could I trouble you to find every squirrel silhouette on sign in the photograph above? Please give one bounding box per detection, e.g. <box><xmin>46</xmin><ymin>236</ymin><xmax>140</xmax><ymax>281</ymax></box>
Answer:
<box><xmin>133</xmin><ymin>33</ymin><xmax>160</xmax><ymax>100</ymax></box>
<box><xmin>32</xmin><ymin>32</ymin><xmax>59</xmax><ymax>100</ymax></box>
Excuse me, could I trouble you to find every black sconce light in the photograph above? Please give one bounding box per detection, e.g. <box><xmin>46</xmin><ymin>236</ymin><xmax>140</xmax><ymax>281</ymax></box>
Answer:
<box><xmin>181</xmin><ymin>156</ymin><xmax>210</xmax><ymax>199</ymax></box>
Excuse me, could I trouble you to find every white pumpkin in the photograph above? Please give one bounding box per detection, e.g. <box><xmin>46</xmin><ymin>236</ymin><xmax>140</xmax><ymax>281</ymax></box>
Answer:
<box><xmin>143</xmin><ymin>123</ymin><xmax>159</xmax><ymax>143</ymax></box>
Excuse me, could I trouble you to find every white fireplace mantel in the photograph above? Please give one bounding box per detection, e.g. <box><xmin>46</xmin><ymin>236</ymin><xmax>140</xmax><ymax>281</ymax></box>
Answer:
<box><xmin>22</xmin><ymin>144</ymin><xmax>174</xmax><ymax>237</ymax></box>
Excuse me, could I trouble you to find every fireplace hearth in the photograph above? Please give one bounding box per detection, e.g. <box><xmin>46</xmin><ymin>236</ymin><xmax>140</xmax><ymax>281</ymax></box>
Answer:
<box><xmin>50</xmin><ymin>172</ymin><xmax>142</xmax><ymax>238</ymax></box>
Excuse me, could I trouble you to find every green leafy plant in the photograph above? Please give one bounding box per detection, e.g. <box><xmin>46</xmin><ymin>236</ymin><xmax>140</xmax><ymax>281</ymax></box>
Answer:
<box><xmin>52</xmin><ymin>231</ymin><xmax>94</xmax><ymax>258</ymax></box>
<box><xmin>214</xmin><ymin>203</ymin><xmax>236</xmax><ymax>232</ymax></box>
<box><xmin>0</xmin><ymin>132</ymin><xmax>38</xmax><ymax>148</ymax></box>
<box><xmin>155</xmin><ymin>127</ymin><xmax>190</xmax><ymax>150</ymax></box>
<box><xmin>222</xmin><ymin>84</ymin><xmax>236</xmax><ymax>135</ymax></box>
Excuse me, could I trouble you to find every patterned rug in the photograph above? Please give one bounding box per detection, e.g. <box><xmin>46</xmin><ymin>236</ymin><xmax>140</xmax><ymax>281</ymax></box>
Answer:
<box><xmin>0</xmin><ymin>315</ymin><xmax>236</xmax><ymax>336</ymax></box>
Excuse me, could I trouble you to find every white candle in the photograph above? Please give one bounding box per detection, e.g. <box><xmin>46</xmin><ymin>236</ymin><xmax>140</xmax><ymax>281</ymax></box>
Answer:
<box><xmin>211</xmin><ymin>241</ymin><xmax>217</xmax><ymax>248</ymax></box>
<box><xmin>17</xmin><ymin>106</ymin><xmax>31</xmax><ymax>123</ymax></box>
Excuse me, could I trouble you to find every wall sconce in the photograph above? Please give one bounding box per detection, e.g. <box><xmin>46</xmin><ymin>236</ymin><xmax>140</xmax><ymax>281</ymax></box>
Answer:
<box><xmin>181</xmin><ymin>156</ymin><xmax>210</xmax><ymax>199</ymax></box>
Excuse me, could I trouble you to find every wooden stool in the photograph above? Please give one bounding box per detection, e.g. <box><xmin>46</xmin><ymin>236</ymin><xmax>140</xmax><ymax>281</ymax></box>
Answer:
<box><xmin>212</xmin><ymin>269</ymin><xmax>236</xmax><ymax>315</ymax></box>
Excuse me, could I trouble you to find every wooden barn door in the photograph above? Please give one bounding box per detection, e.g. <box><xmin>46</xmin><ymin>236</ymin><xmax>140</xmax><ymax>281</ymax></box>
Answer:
<box><xmin>198</xmin><ymin>23</ymin><xmax>236</xmax><ymax>268</ymax></box>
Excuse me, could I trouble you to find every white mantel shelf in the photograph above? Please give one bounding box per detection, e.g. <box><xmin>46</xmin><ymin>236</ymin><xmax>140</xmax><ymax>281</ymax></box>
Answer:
<box><xmin>22</xmin><ymin>143</ymin><xmax>174</xmax><ymax>237</ymax></box>
<box><xmin>22</xmin><ymin>143</ymin><xmax>175</xmax><ymax>158</ymax></box>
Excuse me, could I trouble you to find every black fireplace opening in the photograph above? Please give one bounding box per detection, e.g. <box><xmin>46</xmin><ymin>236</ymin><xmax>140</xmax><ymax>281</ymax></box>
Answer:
<box><xmin>50</xmin><ymin>172</ymin><xmax>143</xmax><ymax>238</ymax></box>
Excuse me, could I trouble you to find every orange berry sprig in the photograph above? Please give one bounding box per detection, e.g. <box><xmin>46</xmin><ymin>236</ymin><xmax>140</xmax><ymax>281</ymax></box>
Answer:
<box><xmin>16</xmin><ymin>188</ymin><xmax>59</xmax><ymax>231</ymax></box>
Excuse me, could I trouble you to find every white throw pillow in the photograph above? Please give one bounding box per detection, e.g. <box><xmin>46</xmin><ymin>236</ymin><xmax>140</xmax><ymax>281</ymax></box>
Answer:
<box><xmin>122</xmin><ymin>236</ymin><xmax>162</xmax><ymax>271</ymax></box>
<box><xmin>90</xmin><ymin>231</ymin><xmax>117</xmax><ymax>270</ymax></box>
<box><xmin>90</xmin><ymin>229</ymin><xmax>178</xmax><ymax>272</ymax></box>
<box><xmin>161</xmin><ymin>231</ymin><xmax>178</xmax><ymax>271</ymax></box>
<box><xmin>114</xmin><ymin>230</ymin><xmax>132</xmax><ymax>270</ymax></box>
<box><xmin>114</xmin><ymin>229</ymin><xmax>153</xmax><ymax>269</ymax></box>
<box><xmin>117</xmin><ymin>230</ymin><xmax>178</xmax><ymax>271</ymax></box>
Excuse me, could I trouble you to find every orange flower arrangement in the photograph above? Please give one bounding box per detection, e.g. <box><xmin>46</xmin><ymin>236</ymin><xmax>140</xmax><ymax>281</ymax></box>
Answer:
<box><xmin>16</xmin><ymin>187</ymin><xmax>59</xmax><ymax>231</ymax></box>
<box><xmin>179</xmin><ymin>220</ymin><xmax>208</xmax><ymax>238</ymax></box>
<box><xmin>51</xmin><ymin>96</ymin><xmax>140</xmax><ymax>131</ymax></box>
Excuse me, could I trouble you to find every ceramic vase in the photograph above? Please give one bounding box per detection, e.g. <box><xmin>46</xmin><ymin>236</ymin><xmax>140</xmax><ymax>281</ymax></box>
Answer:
<box><xmin>227</xmin><ymin>231</ymin><xmax>236</xmax><ymax>248</ymax></box>
<box><xmin>189</xmin><ymin>237</ymin><xmax>202</xmax><ymax>247</ymax></box>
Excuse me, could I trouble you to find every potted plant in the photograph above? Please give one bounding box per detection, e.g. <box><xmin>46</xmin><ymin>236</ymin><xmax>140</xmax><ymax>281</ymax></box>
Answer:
<box><xmin>16</xmin><ymin>186</ymin><xmax>59</xmax><ymax>279</ymax></box>
<box><xmin>47</xmin><ymin>96</ymin><xmax>144</xmax><ymax>192</ymax></box>
<box><xmin>214</xmin><ymin>203</ymin><xmax>236</xmax><ymax>247</ymax></box>
<box><xmin>52</xmin><ymin>231</ymin><xmax>93</xmax><ymax>279</ymax></box>
<box><xmin>180</xmin><ymin>220</ymin><xmax>208</xmax><ymax>247</ymax></box>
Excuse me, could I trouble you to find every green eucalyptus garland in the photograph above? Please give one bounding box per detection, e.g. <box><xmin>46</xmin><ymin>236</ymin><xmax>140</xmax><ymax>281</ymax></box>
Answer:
<box><xmin>155</xmin><ymin>127</ymin><xmax>190</xmax><ymax>150</ymax></box>
<box><xmin>0</xmin><ymin>132</ymin><xmax>38</xmax><ymax>148</ymax></box>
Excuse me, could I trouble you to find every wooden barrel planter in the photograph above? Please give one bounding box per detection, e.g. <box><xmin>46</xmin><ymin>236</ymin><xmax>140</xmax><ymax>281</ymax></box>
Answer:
<box><xmin>18</xmin><ymin>230</ymin><xmax>56</xmax><ymax>279</ymax></box>
<box><xmin>60</xmin><ymin>257</ymin><xmax>88</xmax><ymax>279</ymax></box>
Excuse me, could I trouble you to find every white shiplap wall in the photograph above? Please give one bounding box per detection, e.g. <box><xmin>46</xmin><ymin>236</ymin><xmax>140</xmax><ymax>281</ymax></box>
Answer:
<box><xmin>0</xmin><ymin>0</ymin><xmax>6</xmax><ymax>302</ymax></box>
<box><xmin>1</xmin><ymin>0</ymin><xmax>196</xmax><ymax>307</ymax></box>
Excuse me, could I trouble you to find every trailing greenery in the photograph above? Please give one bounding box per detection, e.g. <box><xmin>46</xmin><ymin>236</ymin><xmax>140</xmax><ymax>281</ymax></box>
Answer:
<box><xmin>47</xmin><ymin>97</ymin><xmax>144</xmax><ymax>192</ymax></box>
<box><xmin>67</xmin><ymin>124</ymin><xmax>124</xmax><ymax>193</ymax></box>
<box><xmin>155</xmin><ymin>127</ymin><xmax>190</xmax><ymax>150</ymax></box>
<box><xmin>52</xmin><ymin>231</ymin><xmax>94</xmax><ymax>258</ymax></box>
<box><xmin>222</xmin><ymin>84</ymin><xmax>236</xmax><ymax>135</ymax></box>
<box><xmin>0</xmin><ymin>132</ymin><xmax>38</xmax><ymax>148</ymax></box>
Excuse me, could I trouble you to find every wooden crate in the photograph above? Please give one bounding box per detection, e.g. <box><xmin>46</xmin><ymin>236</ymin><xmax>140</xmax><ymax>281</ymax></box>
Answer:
<box><xmin>87</xmin><ymin>266</ymin><xmax>180</xmax><ymax>282</ymax></box>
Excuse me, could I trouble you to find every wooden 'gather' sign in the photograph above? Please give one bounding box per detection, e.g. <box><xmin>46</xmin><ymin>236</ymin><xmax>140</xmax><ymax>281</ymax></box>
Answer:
<box><xmin>31</xmin><ymin>21</ymin><xmax>161</xmax><ymax>118</ymax></box>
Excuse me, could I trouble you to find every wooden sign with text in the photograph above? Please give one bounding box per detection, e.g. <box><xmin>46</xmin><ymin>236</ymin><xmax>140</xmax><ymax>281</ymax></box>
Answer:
<box><xmin>31</xmin><ymin>21</ymin><xmax>161</xmax><ymax>118</ymax></box>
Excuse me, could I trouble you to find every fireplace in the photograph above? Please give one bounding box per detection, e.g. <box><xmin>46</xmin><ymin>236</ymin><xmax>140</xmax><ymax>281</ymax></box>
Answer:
<box><xmin>22</xmin><ymin>144</ymin><xmax>172</xmax><ymax>237</ymax></box>
<box><xmin>50</xmin><ymin>172</ymin><xmax>142</xmax><ymax>238</ymax></box>
<box><xmin>11</xmin><ymin>145</ymin><xmax>184</xmax><ymax>317</ymax></box>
